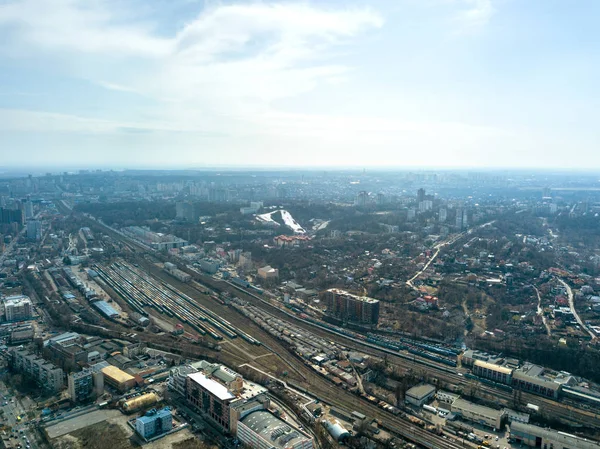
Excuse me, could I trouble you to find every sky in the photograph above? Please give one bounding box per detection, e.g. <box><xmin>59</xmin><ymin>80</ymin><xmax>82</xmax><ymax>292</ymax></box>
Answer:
<box><xmin>0</xmin><ymin>0</ymin><xmax>599</xmax><ymax>170</ymax></box>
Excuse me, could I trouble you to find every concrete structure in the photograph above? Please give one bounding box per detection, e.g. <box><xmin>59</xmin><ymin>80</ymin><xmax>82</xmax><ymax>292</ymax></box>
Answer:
<box><xmin>101</xmin><ymin>365</ymin><xmax>136</xmax><ymax>392</ymax></box>
<box><xmin>436</xmin><ymin>390</ymin><xmax>460</xmax><ymax>404</ymax></box>
<box><xmin>10</xmin><ymin>349</ymin><xmax>64</xmax><ymax>393</ymax></box>
<box><xmin>323</xmin><ymin>288</ymin><xmax>380</xmax><ymax>325</ymax></box>
<box><xmin>512</xmin><ymin>364</ymin><xmax>563</xmax><ymax>399</ymax></box>
<box><xmin>26</xmin><ymin>220</ymin><xmax>41</xmax><ymax>241</ymax></box>
<box><xmin>257</xmin><ymin>265</ymin><xmax>279</xmax><ymax>281</ymax></box>
<box><xmin>473</xmin><ymin>360</ymin><xmax>513</xmax><ymax>385</ymax></box>
<box><xmin>405</xmin><ymin>384</ymin><xmax>436</xmax><ymax>407</ymax></box>
<box><xmin>67</xmin><ymin>367</ymin><xmax>104</xmax><ymax>403</ymax></box>
<box><xmin>3</xmin><ymin>295</ymin><xmax>33</xmax><ymax>322</ymax></box>
<box><xmin>323</xmin><ymin>419</ymin><xmax>350</xmax><ymax>442</ymax></box>
<box><xmin>237</xmin><ymin>410</ymin><xmax>314</xmax><ymax>449</ymax></box>
<box><xmin>511</xmin><ymin>422</ymin><xmax>600</xmax><ymax>449</ymax></box>
<box><xmin>184</xmin><ymin>360</ymin><xmax>269</xmax><ymax>434</ymax></box>
<box><xmin>135</xmin><ymin>408</ymin><xmax>173</xmax><ymax>440</ymax></box>
<box><xmin>451</xmin><ymin>398</ymin><xmax>505</xmax><ymax>429</ymax></box>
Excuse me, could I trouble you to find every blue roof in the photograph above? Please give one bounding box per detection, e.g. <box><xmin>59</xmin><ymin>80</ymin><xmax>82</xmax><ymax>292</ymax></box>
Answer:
<box><xmin>138</xmin><ymin>408</ymin><xmax>171</xmax><ymax>423</ymax></box>
<box><xmin>93</xmin><ymin>301</ymin><xmax>119</xmax><ymax>317</ymax></box>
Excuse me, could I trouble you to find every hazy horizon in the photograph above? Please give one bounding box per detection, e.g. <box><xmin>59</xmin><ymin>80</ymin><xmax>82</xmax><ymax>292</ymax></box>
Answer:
<box><xmin>1</xmin><ymin>0</ymin><xmax>599</xmax><ymax>169</ymax></box>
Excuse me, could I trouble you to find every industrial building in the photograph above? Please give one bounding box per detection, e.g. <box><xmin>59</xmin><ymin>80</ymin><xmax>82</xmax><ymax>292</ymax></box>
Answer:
<box><xmin>323</xmin><ymin>289</ymin><xmax>380</xmax><ymax>325</ymax></box>
<box><xmin>10</xmin><ymin>349</ymin><xmax>64</xmax><ymax>393</ymax></box>
<box><xmin>92</xmin><ymin>300</ymin><xmax>119</xmax><ymax>319</ymax></box>
<box><xmin>237</xmin><ymin>410</ymin><xmax>314</xmax><ymax>449</ymax></box>
<box><xmin>511</xmin><ymin>364</ymin><xmax>565</xmax><ymax>400</ymax></box>
<box><xmin>473</xmin><ymin>360</ymin><xmax>513</xmax><ymax>385</ymax></box>
<box><xmin>511</xmin><ymin>422</ymin><xmax>600</xmax><ymax>449</ymax></box>
<box><xmin>163</xmin><ymin>262</ymin><xmax>192</xmax><ymax>282</ymax></box>
<box><xmin>101</xmin><ymin>365</ymin><xmax>136</xmax><ymax>392</ymax></box>
<box><xmin>322</xmin><ymin>419</ymin><xmax>350</xmax><ymax>442</ymax></box>
<box><xmin>184</xmin><ymin>361</ymin><xmax>269</xmax><ymax>434</ymax></box>
<box><xmin>121</xmin><ymin>226</ymin><xmax>188</xmax><ymax>251</ymax></box>
<box><xmin>121</xmin><ymin>392</ymin><xmax>159</xmax><ymax>413</ymax></box>
<box><xmin>257</xmin><ymin>265</ymin><xmax>279</xmax><ymax>281</ymax></box>
<box><xmin>135</xmin><ymin>408</ymin><xmax>173</xmax><ymax>440</ymax></box>
<box><xmin>451</xmin><ymin>398</ymin><xmax>505</xmax><ymax>429</ymax></box>
<box><xmin>405</xmin><ymin>384</ymin><xmax>436</xmax><ymax>407</ymax></box>
<box><xmin>3</xmin><ymin>295</ymin><xmax>33</xmax><ymax>322</ymax></box>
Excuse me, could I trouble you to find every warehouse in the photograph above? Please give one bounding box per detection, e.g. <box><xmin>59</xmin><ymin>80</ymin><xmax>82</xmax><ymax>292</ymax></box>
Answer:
<box><xmin>511</xmin><ymin>422</ymin><xmax>600</xmax><ymax>449</ymax></box>
<box><xmin>102</xmin><ymin>365</ymin><xmax>136</xmax><ymax>392</ymax></box>
<box><xmin>405</xmin><ymin>384</ymin><xmax>436</xmax><ymax>407</ymax></box>
<box><xmin>473</xmin><ymin>360</ymin><xmax>513</xmax><ymax>385</ymax></box>
<box><xmin>451</xmin><ymin>398</ymin><xmax>505</xmax><ymax>429</ymax></box>
<box><xmin>92</xmin><ymin>300</ymin><xmax>119</xmax><ymax>319</ymax></box>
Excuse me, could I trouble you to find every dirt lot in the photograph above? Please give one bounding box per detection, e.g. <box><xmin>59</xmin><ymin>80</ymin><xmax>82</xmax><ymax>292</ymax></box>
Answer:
<box><xmin>50</xmin><ymin>415</ymin><xmax>203</xmax><ymax>449</ymax></box>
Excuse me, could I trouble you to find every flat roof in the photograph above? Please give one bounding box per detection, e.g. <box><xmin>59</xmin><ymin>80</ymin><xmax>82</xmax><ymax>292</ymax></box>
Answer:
<box><xmin>241</xmin><ymin>410</ymin><xmax>310</xmax><ymax>449</ymax></box>
<box><xmin>452</xmin><ymin>398</ymin><xmax>504</xmax><ymax>419</ymax></box>
<box><xmin>406</xmin><ymin>384</ymin><xmax>436</xmax><ymax>399</ymax></box>
<box><xmin>188</xmin><ymin>372</ymin><xmax>234</xmax><ymax>401</ymax></box>
<box><xmin>474</xmin><ymin>360</ymin><xmax>513</xmax><ymax>375</ymax></box>
<box><xmin>511</xmin><ymin>422</ymin><xmax>600</xmax><ymax>449</ymax></box>
<box><xmin>101</xmin><ymin>365</ymin><xmax>135</xmax><ymax>383</ymax></box>
<box><xmin>326</xmin><ymin>288</ymin><xmax>379</xmax><ymax>304</ymax></box>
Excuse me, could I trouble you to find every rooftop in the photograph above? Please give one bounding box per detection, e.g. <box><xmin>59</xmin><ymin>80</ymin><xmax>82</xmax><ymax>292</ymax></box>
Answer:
<box><xmin>326</xmin><ymin>288</ymin><xmax>379</xmax><ymax>304</ymax></box>
<box><xmin>406</xmin><ymin>383</ymin><xmax>436</xmax><ymax>399</ymax></box>
<box><xmin>474</xmin><ymin>360</ymin><xmax>513</xmax><ymax>375</ymax></box>
<box><xmin>452</xmin><ymin>398</ymin><xmax>504</xmax><ymax>419</ymax></box>
<box><xmin>188</xmin><ymin>372</ymin><xmax>234</xmax><ymax>401</ymax></box>
<box><xmin>101</xmin><ymin>365</ymin><xmax>135</xmax><ymax>383</ymax></box>
<box><xmin>241</xmin><ymin>410</ymin><xmax>311</xmax><ymax>449</ymax></box>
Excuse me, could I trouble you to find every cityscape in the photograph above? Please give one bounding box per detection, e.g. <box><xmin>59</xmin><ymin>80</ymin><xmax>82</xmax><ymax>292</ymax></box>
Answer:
<box><xmin>0</xmin><ymin>169</ymin><xmax>598</xmax><ymax>449</ymax></box>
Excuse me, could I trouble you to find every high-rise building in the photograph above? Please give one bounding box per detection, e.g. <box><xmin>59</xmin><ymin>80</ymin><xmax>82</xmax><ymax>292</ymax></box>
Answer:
<box><xmin>0</xmin><ymin>207</ymin><xmax>24</xmax><ymax>225</ymax></box>
<box><xmin>3</xmin><ymin>295</ymin><xmax>33</xmax><ymax>322</ymax></box>
<box><xmin>417</xmin><ymin>188</ymin><xmax>426</xmax><ymax>202</ymax></box>
<box><xmin>10</xmin><ymin>349</ymin><xmax>64</xmax><ymax>393</ymax></box>
<box><xmin>354</xmin><ymin>191</ymin><xmax>369</xmax><ymax>207</ymax></box>
<box><xmin>23</xmin><ymin>200</ymin><xmax>34</xmax><ymax>219</ymax></box>
<box><xmin>27</xmin><ymin>220</ymin><xmax>41</xmax><ymax>241</ymax></box>
<box><xmin>67</xmin><ymin>366</ymin><xmax>104</xmax><ymax>403</ymax></box>
<box><xmin>324</xmin><ymin>289</ymin><xmax>380</xmax><ymax>325</ymax></box>
<box><xmin>175</xmin><ymin>201</ymin><xmax>199</xmax><ymax>222</ymax></box>
<box><xmin>439</xmin><ymin>208</ymin><xmax>447</xmax><ymax>223</ymax></box>
<box><xmin>184</xmin><ymin>360</ymin><xmax>269</xmax><ymax>433</ymax></box>
<box><xmin>455</xmin><ymin>208</ymin><xmax>463</xmax><ymax>230</ymax></box>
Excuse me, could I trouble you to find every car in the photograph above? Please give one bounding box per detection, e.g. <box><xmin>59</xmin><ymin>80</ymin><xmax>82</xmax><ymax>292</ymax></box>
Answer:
<box><xmin>495</xmin><ymin>436</ymin><xmax>499</xmax><ymax>441</ymax></box>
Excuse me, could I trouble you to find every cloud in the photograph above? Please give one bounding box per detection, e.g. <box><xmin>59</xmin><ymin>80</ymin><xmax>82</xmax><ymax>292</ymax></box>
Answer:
<box><xmin>0</xmin><ymin>0</ymin><xmax>383</xmax><ymax>135</ymax></box>
<box><xmin>446</xmin><ymin>0</ymin><xmax>495</xmax><ymax>33</ymax></box>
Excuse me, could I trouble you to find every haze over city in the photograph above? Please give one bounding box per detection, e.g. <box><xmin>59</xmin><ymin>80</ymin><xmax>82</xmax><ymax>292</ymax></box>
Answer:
<box><xmin>1</xmin><ymin>0</ymin><xmax>599</xmax><ymax>169</ymax></box>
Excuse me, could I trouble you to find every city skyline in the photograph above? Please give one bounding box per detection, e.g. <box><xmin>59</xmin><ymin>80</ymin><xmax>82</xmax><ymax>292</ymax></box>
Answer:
<box><xmin>1</xmin><ymin>0</ymin><xmax>599</xmax><ymax>169</ymax></box>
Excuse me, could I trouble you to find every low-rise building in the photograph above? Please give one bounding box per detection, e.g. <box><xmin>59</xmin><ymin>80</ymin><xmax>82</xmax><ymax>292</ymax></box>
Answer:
<box><xmin>473</xmin><ymin>360</ymin><xmax>513</xmax><ymax>385</ymax></box>
<box><xmin>135</xmin><ymin>408</ymin><xmax>173</xmax><ymax>440</ymax></box>
<box><xmin>451</xmin><ymin>398</ymin><xmax>505</xmax><ymax>429</ymax></box>
<box><xmin>102</xmin><ymin>365</ymin><xmax>136</xmax><ymax>392</ymax></box>
<box><xmin>511</xmin><ymin>422</ymin><xmax>600</xmax><ymax>449</ymax></box>
<box><xmin>436</xmin><ymin>390</ymin><xmax>460</xmax><ymax>404</ymax></box>
<box><xmin>511</xmin><ymin>364</ymin><xmax>562</xmax><ymax>399</ymax></box>
<box><xmin>237</xmin><ymin>410</ymin><xmax>314</xmax><ymax>449</ymax></box>
<box><xmin>405</xmin><ymin>384</ymin><xmax>436</xmax><ymax>407</ymax></box>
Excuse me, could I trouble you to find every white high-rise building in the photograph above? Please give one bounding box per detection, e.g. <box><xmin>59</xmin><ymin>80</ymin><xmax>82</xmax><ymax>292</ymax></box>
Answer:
<box><xmin>4</xmin><ymin>295</ymin><xmax>33</xmax><ymax>322</ymax></box>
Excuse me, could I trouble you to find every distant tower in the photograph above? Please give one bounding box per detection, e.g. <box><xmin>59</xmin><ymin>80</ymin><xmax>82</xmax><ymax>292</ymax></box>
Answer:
<box><xmin>455</xmin><ymin>208</ymin><xmax>463</xmax><ymax>230</ymax></box>
<box><xmin>439</xmin><ymin>208</ymin><xmax>447</xmax><ymax>223</ymax></box>
<box><xmin>542</xmin><ymin>187</ymin><xmax>551</xmax><ymax>199</ymax></box>
<box><xmin>417</xmin><ymin>188</ymin><xmax>426</xmax><ymax>203</ymax></box>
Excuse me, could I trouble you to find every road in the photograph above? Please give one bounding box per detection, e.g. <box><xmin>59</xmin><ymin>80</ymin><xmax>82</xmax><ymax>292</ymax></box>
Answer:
<box><xmin>0</xmin><ymin>227</ymin><xmax>26</xmax><ymax>266</ymax></box>
<box><xmin>0</xmin><ymin>379</ymin><xmax>46</xmax><ymax>449</ymax></box>
<box><xmin>533</xmin><ymin>286</ymin><xmax>551</xmax><ymax>336</ymax></box>
<box><xmin>557</xmin><ymin>278</ymin><xmax>596</xmax><ymax>340</ymax></box>
<box><xmin>406</xmin><ymin>221</ymin><xmax>496</xmax><ymax>290</ymax></box>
